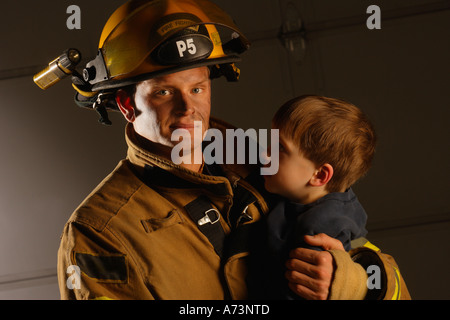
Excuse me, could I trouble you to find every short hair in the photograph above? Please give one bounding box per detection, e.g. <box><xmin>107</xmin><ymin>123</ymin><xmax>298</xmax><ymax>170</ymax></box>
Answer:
<box><xmin>272</xmin><ymin>95</ymin><xmax>377</xmax><ymax>192</ymax></box>
<box><xmin>120</xmin><ymin>84</ymin><xmax>137</xmax><ymax>99</ymax></box>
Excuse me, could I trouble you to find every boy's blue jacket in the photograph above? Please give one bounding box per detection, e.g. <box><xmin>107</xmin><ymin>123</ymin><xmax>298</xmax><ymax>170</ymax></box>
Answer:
<box><xmin>267</xmin><ymin>188</ymin><xmax>367</xmax><ymax>253</ymax></box>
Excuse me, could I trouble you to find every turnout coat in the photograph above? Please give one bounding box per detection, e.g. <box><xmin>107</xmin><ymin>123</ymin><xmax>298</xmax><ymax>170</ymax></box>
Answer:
<box><xmin>58</xmin><ymin>119</ymin><xmax>410</xmax><ymax>300</ymax></box>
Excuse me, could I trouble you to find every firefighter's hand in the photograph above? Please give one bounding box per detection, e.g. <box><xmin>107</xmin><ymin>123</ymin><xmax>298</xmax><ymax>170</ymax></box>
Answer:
<box><xmin>285</xmin><ymin>233</ymin><xmax>344</xmax><ymax>300</ymax></box>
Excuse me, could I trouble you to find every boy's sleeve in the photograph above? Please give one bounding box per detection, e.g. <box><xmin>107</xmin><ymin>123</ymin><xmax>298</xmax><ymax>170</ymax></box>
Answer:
<box><xmin>292</xmin><ymin>206</ymin><xmax>359</xmax><ymax>251</ymax></box>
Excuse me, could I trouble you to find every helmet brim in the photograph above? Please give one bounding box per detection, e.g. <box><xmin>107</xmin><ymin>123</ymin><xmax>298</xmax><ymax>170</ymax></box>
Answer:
<box><xmin>91</xmin><ymin>54</ymin><xmax>241</xmax><ymax>91</ymax></box>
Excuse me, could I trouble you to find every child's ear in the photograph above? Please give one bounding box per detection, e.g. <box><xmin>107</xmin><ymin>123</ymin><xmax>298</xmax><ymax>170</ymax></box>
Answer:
<box><xmin>310</xmin><ymin>163</ymin><xmax>334</xmax><ymax>187</ymax></box>
<box><xmin>116</xmin><ymin>89</ymin><xmax>135</xmax><ymax>122</ymax></box>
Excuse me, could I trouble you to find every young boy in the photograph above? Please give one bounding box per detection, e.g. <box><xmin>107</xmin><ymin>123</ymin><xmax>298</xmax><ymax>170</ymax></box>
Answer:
<box><xmin>248</xmin><ymin>95</ymin><xmax>377</xmax><ymax>299</ymax></box>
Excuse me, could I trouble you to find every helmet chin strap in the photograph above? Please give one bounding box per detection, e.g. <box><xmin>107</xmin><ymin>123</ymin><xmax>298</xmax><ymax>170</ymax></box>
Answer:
<box><xmin>92</xmin><ymin>93</ymin><xmax>114</xmax><ymax>126</ymax></box>
<box><xmin>72</xmin><ymin>73</ymin><xmax>114</xmax><ymax>126</ymax></box>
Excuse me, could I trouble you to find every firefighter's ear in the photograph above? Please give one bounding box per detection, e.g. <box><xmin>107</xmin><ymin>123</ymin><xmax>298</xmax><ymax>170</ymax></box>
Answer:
<box><xmin>116</xmin><ymin>89</ymin><xmax>135</xmax><ymax>122</ymax></box>
<box><xmin>310</xmin><ymin>163</ymin><xmax>333</xmax><ymax>187</ymax></box>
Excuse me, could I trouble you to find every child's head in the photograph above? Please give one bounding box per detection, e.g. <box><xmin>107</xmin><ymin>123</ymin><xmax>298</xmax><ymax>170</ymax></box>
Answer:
<box><xmin>265</xmin><ymin>95</ymin><xmax>376</xmax><ymax>202</ymax></box>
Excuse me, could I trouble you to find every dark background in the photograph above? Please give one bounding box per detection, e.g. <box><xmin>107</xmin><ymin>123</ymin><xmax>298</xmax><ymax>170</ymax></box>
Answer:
<box><xmin>0</xmin><ymin>0</ymin><xmax>449</xmax><ymax>299</ymax></box>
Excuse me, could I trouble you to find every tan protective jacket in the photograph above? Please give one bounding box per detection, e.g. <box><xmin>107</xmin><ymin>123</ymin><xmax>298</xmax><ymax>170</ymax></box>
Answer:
<box><xmin>57</xmin><ymin>120</ymin><xmax>410</xmax><ymax>300</ymax></box>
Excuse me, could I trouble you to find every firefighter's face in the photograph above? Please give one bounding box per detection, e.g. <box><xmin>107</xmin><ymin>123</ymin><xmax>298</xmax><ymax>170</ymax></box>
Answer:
<box><xmin>118</xmin><ymin>67</ymin><xmax>211</xmax><ymax>148</ymax></box>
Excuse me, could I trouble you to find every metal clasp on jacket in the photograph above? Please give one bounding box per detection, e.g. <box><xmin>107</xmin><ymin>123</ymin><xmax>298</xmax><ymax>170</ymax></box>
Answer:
<box><xmin>236</xmin><ymin>205</ymin><xmax>253</xmax><ymax>226</ymax></box>
<box><xmin>198</xmin><ymin>208</ymin><xmax>221</xmax><ymax>226</ymax></box>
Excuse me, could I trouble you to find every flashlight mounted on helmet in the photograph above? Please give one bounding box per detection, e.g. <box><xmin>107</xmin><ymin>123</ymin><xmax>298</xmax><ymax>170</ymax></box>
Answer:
<box><xmin>33</xmin><ymin>48</ymin><xmax>114</xmax><ymax>125</ymax></box>
<box><xmin>33</xmin><ymin>49</ymin><xmax>82</xmax><ymax>90</ymax></box>
<box><xmin>32</xmin><ymin>0</ymin><xmax>250</xmax><ymax>126</ymax></box>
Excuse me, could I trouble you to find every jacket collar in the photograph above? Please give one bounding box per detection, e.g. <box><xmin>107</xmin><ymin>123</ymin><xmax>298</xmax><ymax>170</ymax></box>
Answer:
<box><xmin>125</xmin><ymin>121</ymin><xmax>240</xmax><ymax>197</ymax></box>
<box><xmin>125</xmin><ymin>120</ymin><xmax>270</xmax><ymax>225</ymax></box>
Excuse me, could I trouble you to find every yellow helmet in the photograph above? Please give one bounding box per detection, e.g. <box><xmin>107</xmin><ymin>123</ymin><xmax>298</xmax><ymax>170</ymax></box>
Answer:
<box><xmin>81</xmin><ymin>0</ymin><xmax>250</xmax><ymax>92</ymax></box>
<box><xmin>34</xmin><ymin>0</ymin><xmax>250</xmax><ymax>124</ymax></box>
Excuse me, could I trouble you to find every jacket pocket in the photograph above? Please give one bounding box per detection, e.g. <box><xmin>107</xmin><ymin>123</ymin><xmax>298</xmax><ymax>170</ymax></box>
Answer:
<box><xmin>141</xmin><ymin>210</ymin><xmax>184</xmax><ymax>233</ymax></box>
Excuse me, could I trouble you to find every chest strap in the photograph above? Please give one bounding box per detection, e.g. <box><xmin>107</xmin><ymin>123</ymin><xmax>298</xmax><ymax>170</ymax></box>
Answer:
<box><xmin>184</xmin><ymin>196</ymin><xmax>226</xmax><ymax>259</ymax></box>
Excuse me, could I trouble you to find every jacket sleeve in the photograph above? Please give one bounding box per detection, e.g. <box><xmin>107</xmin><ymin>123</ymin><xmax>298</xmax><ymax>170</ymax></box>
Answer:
<box><xmin>57</xmin><ymin>221</ymin><xmax>154</xmax><ymax>300</ymax></box>
<box><xmin>328</xmin><ymin>238</ymin><xmax>411</xmax><ymax>300</ymax></box>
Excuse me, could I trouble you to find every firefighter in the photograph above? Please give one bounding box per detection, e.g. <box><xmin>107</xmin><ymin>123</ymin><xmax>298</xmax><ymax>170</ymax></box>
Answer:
<box><xmin>38</xmin><ymin>0</ymin><xmax>409</xmax><ymax>300</ymax></box>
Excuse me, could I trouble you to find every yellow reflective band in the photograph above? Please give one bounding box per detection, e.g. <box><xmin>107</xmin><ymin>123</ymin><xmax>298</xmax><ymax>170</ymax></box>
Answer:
<box><xmin>205</xmin><ymin>24</ymin><xmax>225</xmax><ymax>59</ymax></box>
<box><xmin>232</xmin><ymin>64</ymin><xmax>241</xmax><ymax>80</ymax></box>
<box><xmin>391</xmin><ymin>265</ymin><xmax>402</xmax><ymax>300</ymax></box>
<box><xmin>363</xmin><ymin>240</ymin><xmax>380</xmax><ymax>252</ymax></box>
<box><xmin>91</xmin><ymin>296</ymin><xmax>114</xmax><ymax>300</ymax></box>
